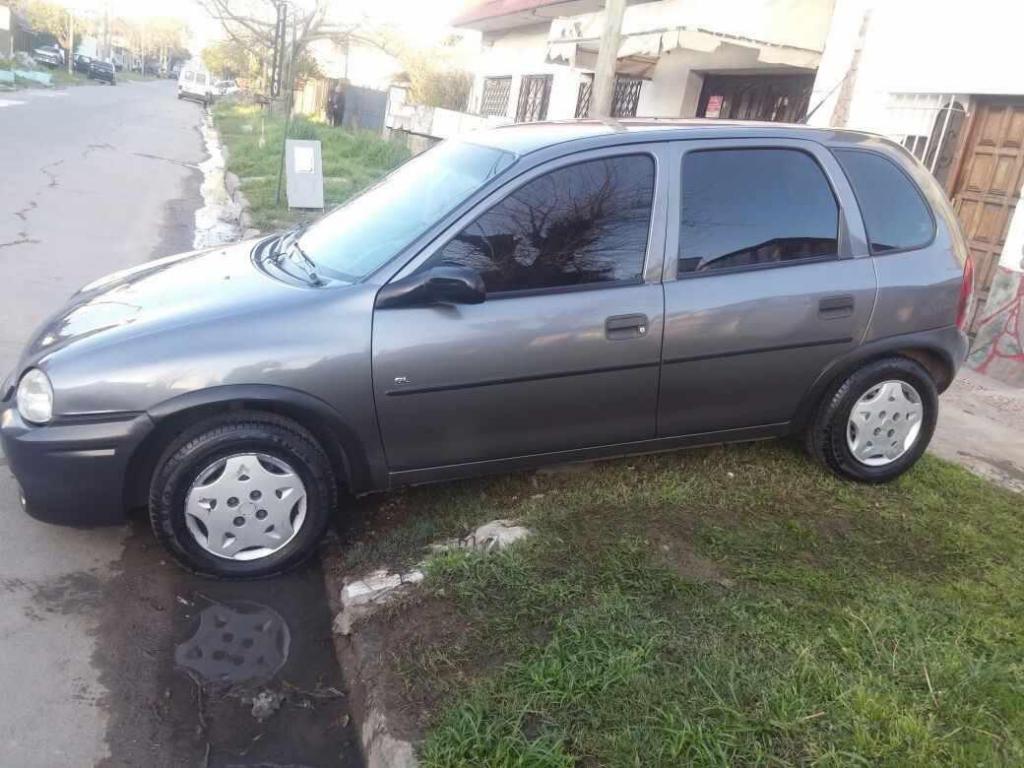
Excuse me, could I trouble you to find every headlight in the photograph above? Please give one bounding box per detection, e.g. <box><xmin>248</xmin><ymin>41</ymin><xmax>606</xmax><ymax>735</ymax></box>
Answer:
<box><xmin>16</xmin><ymin>369</ymin><xmax>54</xmax><ymax>424</ymax></box>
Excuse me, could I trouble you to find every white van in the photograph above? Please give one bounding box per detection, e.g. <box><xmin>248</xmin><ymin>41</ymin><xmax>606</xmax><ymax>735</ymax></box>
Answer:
<box><xmin>177</xmin><ymin>64</ymin><xmax>216</xmax><ymax>105</ymax></box>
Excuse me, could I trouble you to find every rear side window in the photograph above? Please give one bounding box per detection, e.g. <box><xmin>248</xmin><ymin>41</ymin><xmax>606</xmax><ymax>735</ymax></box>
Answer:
<box><xmin>429</xmin><ymin>154</ymin><xmax>655</xmax><ymax>293</ymax></box>
<box><xmin>833</xmin><ymin>149</ymin><xmax>934</xmax><ymax>253</ymax></box>
<box><xmin>678</xmin><ymin>148</ymin><xmax>838</xmax><ymax>274</ymax></box>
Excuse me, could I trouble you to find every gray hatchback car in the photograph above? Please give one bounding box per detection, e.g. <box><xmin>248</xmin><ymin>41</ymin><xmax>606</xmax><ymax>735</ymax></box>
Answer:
<box><xmin>1</xmin><ymin>121</ymin><xmax>974</xmax><ymax>577</ymax></box>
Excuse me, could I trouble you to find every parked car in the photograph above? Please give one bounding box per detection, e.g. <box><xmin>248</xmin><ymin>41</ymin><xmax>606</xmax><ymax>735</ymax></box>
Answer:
<box><xmin>88</xmin><ymin>59</ymin><xmax>115</xmax><ymax>85</ymax></box>
<box><xmin>0</xmin><ymin>121</ymin><xmax>973</xmax><ymax>578</ymax></box>
<box><xmin>32</xmin><ymin>46</ymin><xmax>63</xmax><ymax>68</ymax></box>
<box><xmin>177</xmin><ymin>65</ymin><xmax>215</xmax><ymax>104</ymax></box>
<box><xmin>215</xmin><ymin>79</ymin><xmax>239</xmax><ymax>97</ymax></box>
<box><xmin>73</xmin><ymin>54</ymin><xmax>93</xmax><ymax>74</ymax></box>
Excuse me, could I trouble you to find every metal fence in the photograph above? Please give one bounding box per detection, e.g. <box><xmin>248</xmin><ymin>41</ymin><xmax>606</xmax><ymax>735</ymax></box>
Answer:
<box><xmin>880</xmin><ymin>93</ymin><xmax>970</xmax><ymax>190</ymax></box>
<box><xmin>575</xmin><ymin>76</ymin><xmax>643</xmax><ymax>118</ymax></box>
<box><xmin>342</xmin><ymin>85</ymin><xmax>388</xmax><ymax>133</ymax></box>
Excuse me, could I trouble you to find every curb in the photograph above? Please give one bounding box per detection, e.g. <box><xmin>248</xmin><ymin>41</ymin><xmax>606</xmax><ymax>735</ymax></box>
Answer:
<box><xmin>225</xmin><ymin>169</ymin><xmax>260</xmax><ymax>240</ymax></box>
<box><xmin>322</xmin><ymin>520</ymin><xmax>533</xmax><ymax>768</ymax></box>
<box><xmin>324</xmin><ymin>566</ymin><xmax>420</xmax><ymax>768</ymax></box>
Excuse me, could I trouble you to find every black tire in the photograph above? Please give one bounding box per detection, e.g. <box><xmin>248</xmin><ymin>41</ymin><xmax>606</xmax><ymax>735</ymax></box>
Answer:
<box><xmin>149</xmin><ymin>412</ymin><xmax>337</xmax><ymax>578</ymax></box>
<box><xmin>805</xmin><ymin>357</ymin><xmax>938</xmax><ymax>483</ymax></box>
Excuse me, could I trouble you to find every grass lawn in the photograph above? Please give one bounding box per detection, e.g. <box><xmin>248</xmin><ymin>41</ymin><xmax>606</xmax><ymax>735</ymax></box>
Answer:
<box><xmin>334</xmin><ymin>442</ymin><xmax>1024</xmax><ymax>767</ymax></box>
<box><xmin>211</xmin><ymin>100</ymin><xmax>409</xmax><ymax>232</ymax></box>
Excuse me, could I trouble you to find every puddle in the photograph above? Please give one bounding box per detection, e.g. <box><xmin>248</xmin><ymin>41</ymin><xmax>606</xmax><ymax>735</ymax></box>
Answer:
<box><xmin>95</xmin><ymin>520</ymin><xmax>361</xmax><ymax>768</ymax></box>
<box><xmin>193</xmin><ymin>113</ymin><xmax>242</xmax><ymax>250</ymax></box>
<box><xmin>175</xmin><ymin>600</ymin><xmax>291</xmax><ymax>686</ymax></box>
<box><xmin>171</xmin><ymin>568</ymin><xmax>360</xmax><ymax>768</ymax></box>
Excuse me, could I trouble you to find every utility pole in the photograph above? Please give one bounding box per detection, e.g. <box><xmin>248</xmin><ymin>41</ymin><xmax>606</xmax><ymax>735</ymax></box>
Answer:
<box><xmin>275</xmin><ymin>2</ymin><xmax>296</xmax><ymax>206</ymax></box>
<box><xmin>67</xmin><ymin>12</ymin><xmax>74</xmax><ymax>74</ymax></box>
<box><xmin>588</xmin><ymin>0</ymin><xmax>626</xmax><ymax>118</ymax></box>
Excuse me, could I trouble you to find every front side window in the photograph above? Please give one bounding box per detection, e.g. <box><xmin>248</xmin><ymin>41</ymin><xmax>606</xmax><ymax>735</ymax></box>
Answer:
<box><xmin>833</xmin><ymin>149</ymin><xmax>934</xmax><ymax>254</ymax></box>
<box><xmin>678</xmin><ymin>148</ymin><xmax>839</xmax><ymax>274</ymax></box>
<box><xmin>427</xmin><ymin>155</ymin><xmax>655</xmax><ymax>293</ymax></box>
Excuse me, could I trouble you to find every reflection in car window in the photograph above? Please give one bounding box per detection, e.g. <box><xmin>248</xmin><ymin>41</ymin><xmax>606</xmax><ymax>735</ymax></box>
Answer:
<box><xmin>428</xmin><ymin>155</ymin><xmax>654</xmax><ymax>293</ymax></box>
<box><xmin>298</xmin><ymin>141</ymin><xmax>515</xmax><ymax>280</ymax></box>
<box><xmin>834</xmin><ymin>149</ymin><xmax>934</xmax><ymax>254</ymax></box>
<box><xmin>678</xmin><ymin>149</ymin><xmax>838</xmax><ymax>274</ymax></box>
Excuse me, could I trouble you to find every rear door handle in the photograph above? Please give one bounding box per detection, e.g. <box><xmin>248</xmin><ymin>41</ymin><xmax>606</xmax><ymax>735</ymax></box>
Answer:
<box><xmin>605</xmin><ymin>313</ymin><xmax>649</xmax><ymax>340</ymax></box>
<box><xmin>819</xmin><ymin>294</ymin><xmax>855</xmax><ymax>318</ymax></box>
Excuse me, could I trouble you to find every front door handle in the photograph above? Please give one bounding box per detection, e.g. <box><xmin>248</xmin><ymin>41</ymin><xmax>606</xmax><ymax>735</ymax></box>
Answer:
<box><xmin>605</xmin><ymin>313</ymin><xmax>649</xmax><ymax>340</ymax></box>
<box><xmin>819</xmin><ymin>294</ymin><xmax>855</xmax><ymax>318</ymax></box>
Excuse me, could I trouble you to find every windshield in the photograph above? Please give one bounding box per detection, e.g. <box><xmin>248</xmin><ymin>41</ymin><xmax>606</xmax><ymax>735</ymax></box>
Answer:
<box><xmin>297</xmin><ymin>140</ymin><xmax>515</xmax><ymax>280</ymax></box>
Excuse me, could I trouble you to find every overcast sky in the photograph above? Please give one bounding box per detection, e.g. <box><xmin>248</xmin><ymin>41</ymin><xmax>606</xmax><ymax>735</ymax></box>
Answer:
<box><xmin>63</xmin><ymin>0</ymin><xmax>473</xmax><ymax>42</ymax></box>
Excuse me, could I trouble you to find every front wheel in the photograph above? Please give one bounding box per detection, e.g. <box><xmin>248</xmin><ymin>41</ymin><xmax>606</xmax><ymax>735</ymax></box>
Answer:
<box><xmin>806</xmin><ymin>357</ymin><xmax>938</xmax><ymax>483</ymax></box>
<box><xmin>149</xmin><ymin>412</ymin><xmax>337</xmax><ymax>578</ymax></box>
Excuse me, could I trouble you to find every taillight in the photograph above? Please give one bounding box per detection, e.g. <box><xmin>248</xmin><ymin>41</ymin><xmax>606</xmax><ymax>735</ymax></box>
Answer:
<box><xmin>955</xmin><ymin>254</ymin><xmax>975</xmax><ymax>331</ymax></box>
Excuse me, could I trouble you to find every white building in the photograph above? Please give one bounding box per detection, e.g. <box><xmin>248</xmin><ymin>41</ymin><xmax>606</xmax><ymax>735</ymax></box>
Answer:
<box><xmin>454</xmin><ymin>0</ymin><xmax>835</xmax><ymax>123</ymax></box>
<box><xmin>807</xmin><ymin>0</ymin><xmax>1023</xmax><ymax>384</ymax></box>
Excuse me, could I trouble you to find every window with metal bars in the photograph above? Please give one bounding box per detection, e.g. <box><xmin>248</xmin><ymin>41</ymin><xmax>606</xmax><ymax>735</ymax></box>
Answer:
<box><xmin>575</xmin><ymin>76</ymin><xmax>643</xmax><ymax>118</ymax></box>
<box><xmin>516</xmin><ymin>74</ymin><xmax>552</xmax><ymax>123</ymax></box>
<box><xmin>480</xmin><ymin>76</ymin><xmax>512</xmax><ymax>117</ymax></box>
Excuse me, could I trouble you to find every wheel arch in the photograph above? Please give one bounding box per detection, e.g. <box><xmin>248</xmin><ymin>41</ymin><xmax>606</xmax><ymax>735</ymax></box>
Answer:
<box><xmin>793</xmin><ymin>334</ymin><xmax>957</xmax><ymax>434</ymax></box>
<box><xmin>123</xmin><ymin>385</ymin><xmax>372</xmax><ymax>510</ymax></box>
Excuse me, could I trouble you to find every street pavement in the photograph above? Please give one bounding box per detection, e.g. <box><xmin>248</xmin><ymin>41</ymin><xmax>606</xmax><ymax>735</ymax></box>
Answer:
<box><xmin>0</xmin><ymin>81</ymin><xmax>359</xmax><ymax>767</ymax></box>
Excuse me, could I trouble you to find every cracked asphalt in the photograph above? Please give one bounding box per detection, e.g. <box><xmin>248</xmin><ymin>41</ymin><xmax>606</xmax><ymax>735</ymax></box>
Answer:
<box><xmin>1</xmin><ymin>81</ymin><xmax>359</xmax><ymax>767</ymax></box>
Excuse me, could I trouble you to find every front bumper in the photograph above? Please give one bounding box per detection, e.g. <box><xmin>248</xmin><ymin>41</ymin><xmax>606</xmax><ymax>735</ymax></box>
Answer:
<box><xmin>0</xmin><ymin>406</ymin><xmax>154</xmax><ymax>526</ymax></box>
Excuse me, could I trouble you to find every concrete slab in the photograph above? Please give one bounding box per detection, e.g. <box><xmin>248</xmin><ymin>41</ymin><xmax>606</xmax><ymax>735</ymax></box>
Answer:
<box><xmin>933</xmin><ymin>369</ymin><xmax>1024</xmax><ymax>493</ymax></box>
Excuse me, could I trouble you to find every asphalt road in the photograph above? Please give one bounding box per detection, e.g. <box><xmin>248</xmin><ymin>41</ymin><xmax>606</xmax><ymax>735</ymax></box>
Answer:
<box><xmin>0</xmin><ymin>81</ymin><xmax>359</xmax><ymax>767</ymax></box>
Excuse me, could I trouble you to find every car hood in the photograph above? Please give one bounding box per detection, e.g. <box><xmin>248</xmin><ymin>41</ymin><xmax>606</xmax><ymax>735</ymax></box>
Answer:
<box><xmin>23</xmin><ymin>239</ymin><xmax>321</xmax><ymax>364</ymax></box>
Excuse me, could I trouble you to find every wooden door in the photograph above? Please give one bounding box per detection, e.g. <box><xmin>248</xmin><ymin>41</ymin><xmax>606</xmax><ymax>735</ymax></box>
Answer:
<box><xmin>952</xmin><ymin>98</ymin><xmax>1024</xmax><ymax>330</ymax></box>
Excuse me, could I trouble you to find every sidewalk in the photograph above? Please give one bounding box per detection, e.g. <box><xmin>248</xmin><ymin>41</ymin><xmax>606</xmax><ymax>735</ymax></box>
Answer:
<box><xmin>932</xmin><ymin>368</ymin><xmax>1024</xmax><ymax>493</ymax></box>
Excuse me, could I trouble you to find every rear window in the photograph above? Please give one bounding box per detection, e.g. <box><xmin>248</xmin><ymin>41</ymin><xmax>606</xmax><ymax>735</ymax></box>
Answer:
<box><xmin>833</xmin><ymin>149</ymin><xmax>934</xmax><ymax>254</ymax></box>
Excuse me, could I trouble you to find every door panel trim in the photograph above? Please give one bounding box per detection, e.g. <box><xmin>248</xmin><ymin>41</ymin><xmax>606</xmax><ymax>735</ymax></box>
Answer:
<box><xmin>385</xmin><ymin>360</ymin><xmax>661</xmax><ymax>396</ymax></box>
<box><xmin>662</xmin><ymin>336</ymin><xmax>853</xmax><ymax>366</ymax></box>
<box><xmin>387</xmin><ymin>421</ymin><xmax>790</xmax><ymax>487</ymax></box>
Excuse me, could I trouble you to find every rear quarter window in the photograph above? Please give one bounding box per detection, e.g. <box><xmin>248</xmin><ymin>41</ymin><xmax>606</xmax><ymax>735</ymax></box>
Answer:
<box><xmin>833</xmin><ymin>149</ymin><xmax>935</xmax><ymax>254</ymax></box>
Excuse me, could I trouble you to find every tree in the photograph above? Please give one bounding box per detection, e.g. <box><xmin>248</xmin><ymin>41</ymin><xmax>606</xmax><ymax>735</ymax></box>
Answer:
<box><xmin>13</xmin><ymin>0</ymin><xmax>79</xmax><ymax>53</ymax></box>
<box><xmin>203</xmin><ymin>38</ymin><xmax>258</xmax><ymax>79</ymax></box>
<box><xmin>388</xmin><ymin>38</ymin><xmax>473</xmax><ymax>111</ymax></box>
<box><xmin>196</xmin><ymin>0</ymin><xmax>378</xmax><ymax>94</ymax></box>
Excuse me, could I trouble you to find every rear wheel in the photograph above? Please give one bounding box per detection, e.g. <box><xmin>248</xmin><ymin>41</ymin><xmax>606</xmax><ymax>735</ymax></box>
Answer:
<box><xmin>806</xmin><ymin>357</ymin><xmax>938</xmax><ymax>483</ymax></box>
<box><xmin>149</xmin><ymin>412</ymin><xmax>336</xmax><ymax>578</ymax></box>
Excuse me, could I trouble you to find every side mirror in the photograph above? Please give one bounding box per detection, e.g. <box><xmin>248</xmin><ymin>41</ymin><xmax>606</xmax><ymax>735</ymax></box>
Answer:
<box><xmin>375</xmin><ymin>266</ymin><xmax>486</xmax><ymax>309</ymax></box>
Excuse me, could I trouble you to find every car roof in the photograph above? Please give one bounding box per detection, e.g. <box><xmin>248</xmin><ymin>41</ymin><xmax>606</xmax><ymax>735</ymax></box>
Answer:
<box><xmin>465</xmin><ymin>118</ymin><xmax>889</xmax><ymax>155</ymax></box>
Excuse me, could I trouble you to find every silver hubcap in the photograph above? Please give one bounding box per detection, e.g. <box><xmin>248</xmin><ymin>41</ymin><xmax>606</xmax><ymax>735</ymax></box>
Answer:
<box><xmin>185</xmin><ymin>453</ymin><xmax>307</xmax><ymax>561</ymax></box>
<box><xmin>846</xmin><ymin>380</ymin><xmax>924</xmax><ymax>467</ymax></box>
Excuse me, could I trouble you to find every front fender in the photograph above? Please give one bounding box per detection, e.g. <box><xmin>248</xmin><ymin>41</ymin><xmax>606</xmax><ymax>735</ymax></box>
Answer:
<box><xmin>146</xmin><ymin>384</ymin><xmax>378</xmax><ymax>493</ymax></box>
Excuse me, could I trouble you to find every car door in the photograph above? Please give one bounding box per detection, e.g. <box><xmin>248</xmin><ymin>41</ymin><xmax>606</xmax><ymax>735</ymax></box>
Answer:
<box><xmin>372</xmin><ymin>145</ymin><xmax>668</xmax><ymax>472</ymax></box>
<box><xmin>658</xmin><ymin>138</ymin><xmax>876</xmax><ymax>436</ymax></box>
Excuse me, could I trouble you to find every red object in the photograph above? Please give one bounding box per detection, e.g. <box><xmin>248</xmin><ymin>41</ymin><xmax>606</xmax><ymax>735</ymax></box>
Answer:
<box><xmin>956</xmin><ymin>254</ymin><xmax>975</xmax><ymax>331</ymax></box>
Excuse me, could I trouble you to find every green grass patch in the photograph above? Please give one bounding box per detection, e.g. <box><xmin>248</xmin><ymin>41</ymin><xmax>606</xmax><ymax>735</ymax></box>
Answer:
<box><xmin>350</xmin><ymin>443</ymin><xmax>1024</xmax><ymax>767</ymax></box>
<box><xmin>211</xmin><ymin>100</ymin><xmax>409</xmax><ymax>232</ymax></box>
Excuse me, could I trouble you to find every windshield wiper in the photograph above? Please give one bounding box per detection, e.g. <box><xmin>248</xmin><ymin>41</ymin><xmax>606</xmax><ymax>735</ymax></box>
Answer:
<box><xmin>265</xmin><ymin>223</ymin><xmax>323</xmax><ymax>285</ymax></box>
<box><xmin>284</xmin><ymin>240</ymin><xmax>324</xmax><ymax>286</ymax></box>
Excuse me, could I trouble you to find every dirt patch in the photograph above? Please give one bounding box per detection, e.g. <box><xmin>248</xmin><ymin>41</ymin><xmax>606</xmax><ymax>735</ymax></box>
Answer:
<box><xmin>350</xmin><ymin>594</ymin><xmax>477</xmax><ymax>741</ymax></box>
